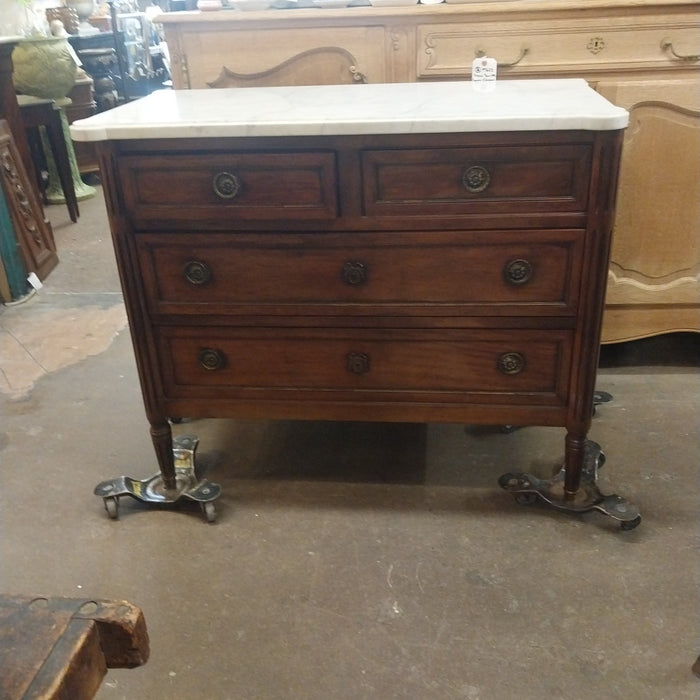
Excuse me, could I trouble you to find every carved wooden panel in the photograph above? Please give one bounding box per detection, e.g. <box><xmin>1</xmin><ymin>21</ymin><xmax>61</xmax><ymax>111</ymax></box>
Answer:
<box><xmin>207</xmin><ymin>46</ymin><xmax>368</xmax><ymax>88</ymax></box>
<box><xmin>0</xmin><ymin>120</ymin><xmax>58</xmax><ymax>281</ymax></box>
<box><xmin>175</xmin><ymin>26</ymin><xmax>386</xmax><ymax>89</ymax></box>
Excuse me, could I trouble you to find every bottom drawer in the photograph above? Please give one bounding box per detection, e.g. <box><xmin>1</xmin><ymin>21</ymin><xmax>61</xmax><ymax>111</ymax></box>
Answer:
<box><xmin>157</xmin><ymin>327</ymin><xmax>572</xmax><ymax>406</ymax></box>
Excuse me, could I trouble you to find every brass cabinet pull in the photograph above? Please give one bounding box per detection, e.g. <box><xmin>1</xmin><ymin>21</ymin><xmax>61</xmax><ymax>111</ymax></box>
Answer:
<box><xmin>184</xmin><ymin>260</ymin><xmax>213</xmax><ymax>286</ymax></box>
<box><xmin>346</xmin><ymin>351</ymin><xmax>370</xmax><ymax>374</ymax></box>
<box><xmin>198</xmin><ymin>348</ymin><xmax>226</xmax><ymax>371</ymax></box>
<box><xmin>660</xmin><ymin>38</ymin><xmax>700</xmax><ymax>62</ymax></box>
<box><xmin>497</xmin><ymin>352</ymin><xmax>525</xmax><ymax>375</ymax></box>
<box><xmin>503</xmin><ymin>259</ymin><xmax>533</xmax><ymax>286</ymax></box>
<box><xmin>475</xmin><ymin>47</ymin><xmax>529</xmax><ymax>68</ymax></box>
<box><xmin>462</xmin><ymin>165</ymin><xmax>491</xmax><ymax>193</ymax></box>
<box><xmin>341</xmin><ymin>261</ymin><xmax>368</xmax><ymax>286</ymax></box>
<box><xmin>212</xmin><ymin>171</ymin><xmax>241</xmax><ymax>199</ymax></box>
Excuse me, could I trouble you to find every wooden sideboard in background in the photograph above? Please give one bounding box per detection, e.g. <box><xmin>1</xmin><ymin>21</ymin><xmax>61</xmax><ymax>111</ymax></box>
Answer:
<box><xmin>159</xmin><ymin>0</ymin><xmax>700</xmax><ymax>343</ymax></box>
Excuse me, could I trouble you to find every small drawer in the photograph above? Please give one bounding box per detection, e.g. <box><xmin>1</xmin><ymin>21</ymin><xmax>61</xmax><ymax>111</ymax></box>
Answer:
<box><xmin>417</xmin><ymin>17</ymin><xmax>700</xmax><ymax>79</ymax></box>
<box><xmin>136</xmin><ymin>230</ymin><xmax>584</xmax><ymax>318</ymax></box>
<box><xmin>157</xmin><ymin>327</ymin><xmax>572</xmax><ymax>405</ymax></box>
<box><xmin>361</xmin><ymin>145</ymin><xmax>591</xmax><ymax>218</ymax></box>
<box><xmin>118</xmin><ymin>151</ymin><xmax>338</xmax><ymax>229</ymax></box>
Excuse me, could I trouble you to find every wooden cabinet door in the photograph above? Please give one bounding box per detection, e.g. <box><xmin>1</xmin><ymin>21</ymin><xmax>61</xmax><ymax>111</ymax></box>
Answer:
<box><xmin>597</xmin><ymin>78</ymin><xmax>700</xmax><ymax>343</ymax></box>
<box><xmin>174</xmin><ymin>25</ymin><xmax>387</xmax><ymax>89</ymax></box>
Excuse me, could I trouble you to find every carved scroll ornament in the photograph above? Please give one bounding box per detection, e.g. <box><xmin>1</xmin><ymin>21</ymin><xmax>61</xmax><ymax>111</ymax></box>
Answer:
<box><xmin>207</xmin><ymin>46</ymin><xmax>368</xmax><ymax>88</ymax></box>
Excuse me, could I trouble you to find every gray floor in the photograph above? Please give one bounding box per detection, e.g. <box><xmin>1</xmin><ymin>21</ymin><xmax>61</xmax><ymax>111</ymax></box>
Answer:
<box><xmin>1</xmin><ymin>186</ymin><xmax>699</xmax><ymax>699</ymax></box>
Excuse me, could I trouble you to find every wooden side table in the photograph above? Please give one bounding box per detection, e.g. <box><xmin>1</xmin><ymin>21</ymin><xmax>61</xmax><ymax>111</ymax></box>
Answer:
<box><xmin>0</xmin><ymin>595</ymin><xmax>149</xmax><ymax>700</ymax></box>
<box><xmin>18</xmin><ymin>95</ymin><xmax>80</xmax><ymax>223</ymax></box>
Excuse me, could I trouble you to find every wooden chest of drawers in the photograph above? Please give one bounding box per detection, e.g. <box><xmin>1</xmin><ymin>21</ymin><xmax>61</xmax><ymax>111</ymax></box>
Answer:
<box><xmin>111</xmin><ymin>131</ymin><xmax>594</xmax><ymax>422</ymax></box>
<box><xmin>73</xmin><ymin>80</ymin><xmax>639</xmax><ymax>526</ymax></box>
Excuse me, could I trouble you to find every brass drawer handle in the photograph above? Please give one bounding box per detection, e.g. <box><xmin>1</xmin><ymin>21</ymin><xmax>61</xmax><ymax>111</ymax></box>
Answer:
<box><xmin>341</xmin><ymin>261</ymin><xmax>368</xmax><ymax>286</ymax></box>
<box><xmin>212</xmin><ymin>171</ymin><xmax>241</xmax><ymax>199</ymax></box>
<box><xmin>503</xmin><ymin>259</ymin><xmax>533</xmax><ymax>286</ymax></box>
<box><xmin>346</xmin><ymin>351</ymin><xmax>370</xmax><ymax>374</ymax></box>
<box><xmin>475</xmin><ymin>47</ymin><xmax>529</xmax><ymax>68</ymax></box>
<box><xmin>660</xmin><ymin>38</ymin><xmax>700</xmax><ymax>62</ymax></box>
<box><xmin>497</xmin><ymin>352</ymin><xmax>525</xmax><ymax>376</ymax></box>
<box><xmin>462</xmin><ymin>165</ymin><xmax>491</xmax><ymax>193</ymax></box>
<box><xmin>198</xmin><ymin>348</ymin><xmax>226</xmax><ymax>371</ymax></box>
<box><xmin>184</xmin><ymin>260</ymin><xmax>213</xmax><ymax>286</ymax></box>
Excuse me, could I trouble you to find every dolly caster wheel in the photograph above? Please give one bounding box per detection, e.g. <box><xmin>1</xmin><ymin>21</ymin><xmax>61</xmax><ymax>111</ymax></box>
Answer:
<box><xmin>94</xmin><ymin>435</ymin><xmax>221</xmax><ymax>522</ymax></box>
<box><xmin>515</xmin><ymin>492</ymin><xmax>538</xmax><ymax>506</ymax></box>
<box><xmin>202</xmin><ymin>501</ymin><xmax>216</xmax><ymax>523</ymax></box>
<box><xmin>620</xmin><ymin>515</ymin><xmax>641</xmax><ymax>531</ymax></box>
<box><xmin>104</xmin><ymin>496</ymin><xmax>119</xmax><ymax>519</ymax></box>
<box><xmin>497</xmin><ymin>440</ymin><xmax>640</xmax><ymax>530</ymax></box>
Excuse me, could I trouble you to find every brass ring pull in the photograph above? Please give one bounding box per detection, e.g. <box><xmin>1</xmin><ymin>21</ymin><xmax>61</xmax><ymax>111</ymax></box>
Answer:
<box><xmin>462</xmin><ymin>165</ymin><xmax>491</xmax><ymax>193</ymax></box>
<box><xmin>341</xmin><ymin>261</ymin><xmax>368</xmax><ymax>286</ymax></box>
<box><xmin>346</xmin><ymin>351</ymin><xmax>370</xmax><ymax>375</ymax></box>
<box><xmin>503</xmin><ymin>259</ymin><xmax>533</xmax><ymax>286</ymax></box>
<box><xmin>660</xmin><ymin>38</ymin><xmax>700</xmax><ymax>62</ymax></box>
<box><xmin>475</xmin><ymin>47</ymin><xmax>529</xmax><ymax>68</ymax></box>
<box><xmin>198</xmin><ymin>348</ymin><xmax>226</xmax><ymax>371</ymax></box>
<box><xmin>497</xmin><ymin>352</ymin><xmax>525</xmax><ymax>376</ymax></box>
<box><xmin>212</xmin><ymin>171</ymin><xmax>241</xmax><ymax>199</ymax></box>
<box><xmin>184</xmin><ymin>260</ymin><xmax>213</xmax><ymax>286</ymax></box>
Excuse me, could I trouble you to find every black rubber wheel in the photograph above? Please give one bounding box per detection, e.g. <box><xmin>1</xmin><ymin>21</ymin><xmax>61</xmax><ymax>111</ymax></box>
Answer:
<box><xmin>202</xmin><ymin>501</ymin><xmax>217</xmax><ymax>523</ymax></box>
<box><xmin>104</xmin><ymin>496</ymin><xmax>119</xmax><ymax>519</ymax></box>
<box><xmin>498</xmin><ymin>473</ymin><xmax>519</xmax><ymax>489</ymax></box>
<box><xmin>515</xmin><ymin>492</ymin><xmax>539</xmax><ymax>506</ymax></box>
<box><xmin>620</xmin><ymin>515</ymin><xmax>641</xmax><ymax>531</ymax></box>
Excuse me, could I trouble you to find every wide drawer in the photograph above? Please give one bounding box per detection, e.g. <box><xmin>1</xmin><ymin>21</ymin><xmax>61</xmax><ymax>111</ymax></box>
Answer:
<box><xmin>118</xmin><ymin>151</ymin><xmax>338</xmax><ymax>228</ymax></box>
<box><xmin>417</xmin><ymin>16</ymin><xmax>700</xmax><ymax>79</ymax></box>
<box><xmin>361</xmin><ymin>145</ymin><xmax>591</xmax><ymax>218</ymax></box>
<box><xmin>156</xmin><ymin>327</ymin><xmax>572</xmax><ymax>406</ymax></box>
<box><xmin>136</xmin><ymin>230</ymin><xmax>584</xmax><ymax>318</ymax></box>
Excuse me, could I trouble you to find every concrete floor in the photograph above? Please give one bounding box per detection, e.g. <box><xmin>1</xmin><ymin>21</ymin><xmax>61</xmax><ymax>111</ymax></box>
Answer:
<box><xmin>1</xmin><ymin>187</ymin><xmax>699</xmax><ymax>699</ymax></box>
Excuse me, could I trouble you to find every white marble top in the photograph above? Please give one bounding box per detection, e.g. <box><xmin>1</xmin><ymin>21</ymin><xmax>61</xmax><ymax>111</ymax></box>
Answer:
<box><xmin>70</xmin><ymin>79</ymin><xmax>628</xmax><ymax>142</ymax></box>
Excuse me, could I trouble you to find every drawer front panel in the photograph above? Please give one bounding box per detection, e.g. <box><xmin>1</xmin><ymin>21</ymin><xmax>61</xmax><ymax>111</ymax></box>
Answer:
<box><xmin>417</xmin><ymin>18</ymin><xmax>700</xmax><ymax>79</ymax></box>
<box><xmin>137</xmin><ymin>231</ymin><xmax>583</xmax><ymax>317</ymax></box>
<box><xmin>362</xmin><ymin>145</ymin><xmax>591</xmax><ymax>217</ymax></box>
<box><xmin>158</xmin><ymin>327</ymin><xmax>572</xmax><ymax>404</ymax></box>
<box><xmin>119</xmin><ymin>151</ymin><xmax>338</xmax><ymax>226</ymax></box>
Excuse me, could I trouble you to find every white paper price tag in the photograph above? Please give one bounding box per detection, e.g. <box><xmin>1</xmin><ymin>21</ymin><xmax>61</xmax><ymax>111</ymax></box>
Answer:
<box><xmin>471</xmin><ymin>56</ymin><xmax>497</xmax><ymax>91</ymax></box>
<box><xmin>27</xmin><ymin>272</ymin><xmax>43</xmax><ymax>290</ymax></box>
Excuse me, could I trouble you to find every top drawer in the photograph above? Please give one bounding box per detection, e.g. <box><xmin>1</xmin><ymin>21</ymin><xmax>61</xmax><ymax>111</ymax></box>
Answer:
<box><xmin>417</xmin><ymin>16</ymin><xmax>700</xmax><ymax>79</ymax></box>
<box><xmin>362</xmin><ymin>144</ymin><xmax>591</xmax><ymax>219</ymax></box>
<box><xmin>118</xmin><ymin>151</ymin><xmax>338</xmax><ymax>229</ymax></box>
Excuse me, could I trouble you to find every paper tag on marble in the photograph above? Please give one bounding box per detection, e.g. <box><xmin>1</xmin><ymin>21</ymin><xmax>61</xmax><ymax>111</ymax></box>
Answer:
<box><xmin>472</xmin><ymin>56</ymin><xmax>497</xmax><ymax>88</ymax></box>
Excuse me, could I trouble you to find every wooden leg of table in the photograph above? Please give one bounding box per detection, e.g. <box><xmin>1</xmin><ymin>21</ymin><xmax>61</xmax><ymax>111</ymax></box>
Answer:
<box><xmin>150</xmin><ymin>420</ymin><xmax>177</xmax><ymax>491</ymax></box>
<box><xmin>43</xmin><ymin>110</ymin><xmax>79</xmax><ymax>222</ymax></box>
<box><xmin>564</xmin><ymin>431</ymin><xmax>586</xmax><ymax>496</ymax></box>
